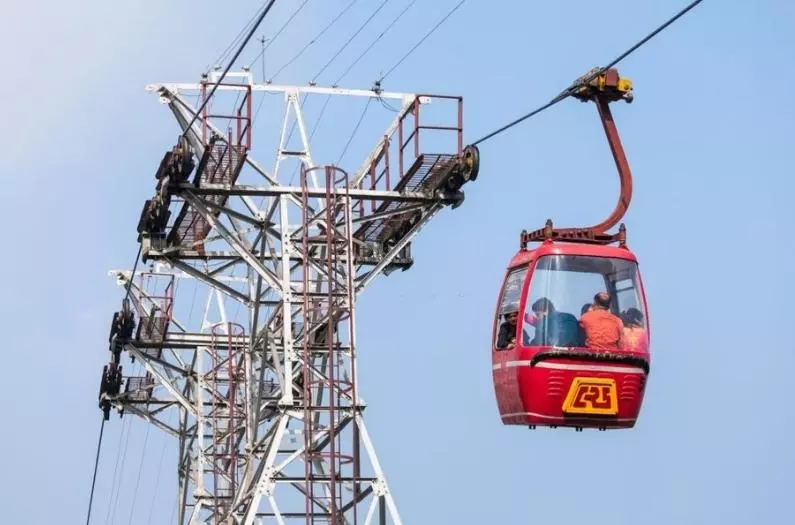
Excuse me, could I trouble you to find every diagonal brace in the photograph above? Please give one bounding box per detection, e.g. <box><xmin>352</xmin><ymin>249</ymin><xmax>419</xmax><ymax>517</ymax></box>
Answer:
<box><xmin>182</xmin><ymin>191</ymin><xmax>284</xmax><ymax>296</ymax></box>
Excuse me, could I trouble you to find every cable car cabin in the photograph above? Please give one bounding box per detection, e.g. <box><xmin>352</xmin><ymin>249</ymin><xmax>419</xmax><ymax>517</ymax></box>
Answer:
<box><xmin>491</xmin><ymin>241</ymin><xmax>650</xmax><ymax>431</ymax></box>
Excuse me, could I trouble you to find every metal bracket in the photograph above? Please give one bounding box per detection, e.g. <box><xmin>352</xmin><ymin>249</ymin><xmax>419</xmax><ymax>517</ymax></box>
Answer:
<box><xmin>521</xmin><ymin>68</ymin><xmax>634</xmax><ymax>248</ymax></box>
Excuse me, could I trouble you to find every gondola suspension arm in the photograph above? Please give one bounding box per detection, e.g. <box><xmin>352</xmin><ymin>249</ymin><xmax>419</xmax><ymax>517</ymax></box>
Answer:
<box><xmin>521</xmin><ymin>68</ymin><xmax>635</xmax><ymax>248</ymax></box>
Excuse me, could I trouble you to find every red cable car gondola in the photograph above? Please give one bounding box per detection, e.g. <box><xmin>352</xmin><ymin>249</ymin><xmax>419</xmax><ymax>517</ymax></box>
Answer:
<box><xmin>491</xmin><ymin>69</ymin><xmax>651</xmax><ymax>431</ymax></box>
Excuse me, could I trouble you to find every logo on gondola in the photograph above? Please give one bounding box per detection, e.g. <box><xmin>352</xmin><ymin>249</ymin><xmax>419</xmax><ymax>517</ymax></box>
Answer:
<box><xmin>562</xmin><ymin>377</ymin><xmax>618</xmax><ymax>415</ymax></box>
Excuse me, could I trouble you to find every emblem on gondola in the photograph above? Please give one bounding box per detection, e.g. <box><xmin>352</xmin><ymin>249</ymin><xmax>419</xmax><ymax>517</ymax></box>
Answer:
<box><xmin>562</xmin><ymin>377</ymin><xmax>618</xmax><ymax>415</ymax></box>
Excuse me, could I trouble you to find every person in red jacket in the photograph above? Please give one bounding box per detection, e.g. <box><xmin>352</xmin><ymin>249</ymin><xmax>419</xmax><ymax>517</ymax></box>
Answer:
<box><xmin>579</xmin><ymin>292</ymin><xmax>624</xmax><ymax>349</ymax></box>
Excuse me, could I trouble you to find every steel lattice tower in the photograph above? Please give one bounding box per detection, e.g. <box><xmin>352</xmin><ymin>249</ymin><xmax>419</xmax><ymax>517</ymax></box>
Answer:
<box><xmin>98</xmin><ymin>69</ymin><xmax>478</xmax><ymax>524</ymax></box>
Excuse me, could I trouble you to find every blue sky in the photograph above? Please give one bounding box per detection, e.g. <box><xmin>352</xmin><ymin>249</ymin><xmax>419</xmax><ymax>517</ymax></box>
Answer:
<box><xmin>2</xmin><ymin>0</ymin><xmax>794</xmax><ymax>523</ymax></box>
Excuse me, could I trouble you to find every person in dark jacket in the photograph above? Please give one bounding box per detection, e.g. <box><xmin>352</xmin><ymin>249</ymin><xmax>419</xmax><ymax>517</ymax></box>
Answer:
<box><xmin>496</xmin><ymin>311</ymin><xmax>519</xmax><ymax>349</ymax></box>
<box><xmin>530</xmin><ymin>297</ymin><xmax>583</xmax><ymax>347</ymax></box>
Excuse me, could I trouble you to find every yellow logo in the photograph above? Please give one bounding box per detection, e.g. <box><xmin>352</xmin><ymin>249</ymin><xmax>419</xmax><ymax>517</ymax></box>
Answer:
<box><xmin>562</xmin><ymin>377</ymin><xmax>618</xmax><ymax>415</ymax></box>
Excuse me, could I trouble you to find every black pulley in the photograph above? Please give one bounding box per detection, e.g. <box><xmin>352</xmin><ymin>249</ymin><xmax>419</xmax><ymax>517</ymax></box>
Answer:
<box><xmin>461</xmin><ymin>144</ymin><xmax>480</xmax><ymax>182</ymax></box>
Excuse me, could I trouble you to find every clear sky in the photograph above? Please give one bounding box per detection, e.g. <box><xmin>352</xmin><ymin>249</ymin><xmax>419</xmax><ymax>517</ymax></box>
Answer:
<box><xmin>1</xmin><ymin>0</ymin><xmax>794</xmax><ymax>523</ymax></box>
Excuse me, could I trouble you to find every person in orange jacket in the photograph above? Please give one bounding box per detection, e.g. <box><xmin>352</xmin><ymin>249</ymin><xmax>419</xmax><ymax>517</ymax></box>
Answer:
<box><xmin>579</xmin><ymin>292</ymin><xmax>624</xmax><ymax>349</ymax></box>
<box><xmin>621</xmin><ymin>307</ymin><xmax>648</xmax><ymax>353</ymax></box>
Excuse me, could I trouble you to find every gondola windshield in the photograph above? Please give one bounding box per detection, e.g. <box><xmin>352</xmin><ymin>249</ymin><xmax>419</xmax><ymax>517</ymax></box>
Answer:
<box><xmin>523</xmin><ymin>254</ymin><xmax>648</xmax><ymax>352</ymax></box>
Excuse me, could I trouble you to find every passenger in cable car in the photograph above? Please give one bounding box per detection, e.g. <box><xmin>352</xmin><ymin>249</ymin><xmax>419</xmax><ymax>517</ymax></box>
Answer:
<box><xmin>495</xmin><ymin>268</ymin><xmax>532</xmax><ymax>350</ymax></box>
<box><xmin>496</xmin><ymin>311</ymin><xmax>521</xmax><ymax>349</ymax></box>
<box><xmin>529</xmin><ymin>298</ymin><xmax>582</xmax><ymax>347</ymax></box>
<box><xmin>620</xmin><ymin>307</ymin><xmax>648</xmax><ymax>352</ymax></box>
<box><xmin>579</xmin><ymin>292</ymin><xmax>624</xmax><ymax>349</ymax></box>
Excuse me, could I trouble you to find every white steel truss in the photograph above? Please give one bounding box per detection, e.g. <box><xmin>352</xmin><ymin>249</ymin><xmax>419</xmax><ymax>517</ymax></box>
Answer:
<box><xmin>98</xmin><ymin>70</ymin><xmax>478</xmax><ymax>524</ymax></box>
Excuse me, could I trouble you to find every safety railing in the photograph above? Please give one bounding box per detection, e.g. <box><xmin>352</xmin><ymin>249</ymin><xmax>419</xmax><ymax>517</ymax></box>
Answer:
<box><xmin>353</xmin><ymin>94</ymin><xmax>463</xmax><ymax>217</ymax></box>
<box><xmin>200</xmin><ymin>81</ymin><xmax>252</xmax><ymax>151</ymax></box>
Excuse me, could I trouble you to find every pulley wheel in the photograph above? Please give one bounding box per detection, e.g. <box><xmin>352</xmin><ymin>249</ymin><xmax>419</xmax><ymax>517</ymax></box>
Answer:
<box><xmin>461</xmin><ymin>144</ymin><xmax>480</xmax><ymax>182</ymax></box>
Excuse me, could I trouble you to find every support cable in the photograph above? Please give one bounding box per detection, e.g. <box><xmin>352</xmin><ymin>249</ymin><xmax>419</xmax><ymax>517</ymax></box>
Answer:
<box><xmin>251</xmin><ymin>0</ymin><xmax>354</xmax><ymax>144</ymax></box>
<box><xmin>470</xmin><ymin>0</ymin><xmax>706</xmax><ymax>146</ymax></box>
<box><xmin>184</xmin><ymin>0</ymin><xmax>278</xmax><ymax>138</ymax></box>
<box><xmin>311</xmin><ymin>0</ymin><xmax>392</xmax><ymax>83</ymax></box>
<box><xmin>145</xmin><ymin>413</ymin><xmax>174</xmax><ymax>525</ymax></box>
<box><xmin>268</xmin><ymin>0</ymin><xmax>359</xmax><ymax>82</ymax></box>
<box><xmin>103</xmin><ymin>414</ymin><xmax>132</xmax><ymax>525</ymax></box>
<box><xmin>333</xmin><ymin>0</ymin><xmax>417</xmax><ymax>85</ymax></box>
<box><xmin>337</xmin><ymin>98</ymin><xmax>373</xmax><ymax>165</ymax></box>
<box><xmin>212</xmin><ymin>2</ymin><xmax>270</xmax><ymax>70</ymax></box>
<box><xmin>84</xmin><ymin>243</ymin><xmax>141</xmax><ymax>525</ymax></box>
<box><xmin>285</xmin><ymin>0</ymin><xmax>404</xmax><ymax>182</ymax></box>
<box><xmin>125</xmin><ymin>424</ymin><xmax>152</xmax><ymax>525</ymax></box>
<box><xmin>246</xmin><ymin>0</ymin><xmax>312</xmax><ymax>71</ymax></box>
<box><xmin>379</xmin><ymin>0</ymin><xmax>465</xmax><ymax>82</ymax></box>
<box><xmin>108</xmin><ymin>402</ymin><xmax>136</xmax><ymax>525</ymax></box>
<box><xmin>377</xmin><ymin>95</ymin><xmax>399</xmax><ymax>112</ymax></box>
<box><xmin>268</xmin><ymin>0</ymin><xmax>408</xmax><ymax>147</ymax></box>
<box><xmin>261</xmin><ymin>35</ymin><xmax>267</xmax><ymax>80</ymax></box>
<box><xmin>83</xmin><ymin>418</ymin><xmax>106</xmax><ymax>525</ymax></box>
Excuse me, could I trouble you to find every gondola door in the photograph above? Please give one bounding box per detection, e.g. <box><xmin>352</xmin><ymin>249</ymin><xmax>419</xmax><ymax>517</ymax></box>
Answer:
<box><xmin>491</xmin><ymin>263</ymin><xmax>530</xmax><ymax>425</ymax></box>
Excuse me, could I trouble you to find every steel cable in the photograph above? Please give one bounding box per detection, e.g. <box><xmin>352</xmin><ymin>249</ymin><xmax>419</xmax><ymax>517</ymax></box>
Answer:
<box><xmin>471</xmin><ymin>0</ymin><xmax>706</xmax><ymax>146</ymax></box>
<box><xmin>268</xmin><ymin>0</ymin><xmax>359</xmax><ymax>82</ymax></box>
<box><xmin>83</xmin><ymin>418</ymin><xmax>105</xmax><ymax>525</ymax></box>
<box><xmin>379</xmin><ymin>0</ymin><xmax>465</xmax><ymax>82</ymax></box>
<box><xmin>311</xmin><ymin>0</ymin><xmax>392</xmax><ymax>83</ymax></box>
<box><xmin>145</xmin><ymin>415</ymin><xmax>173</xmax><ymax>524</ymax></box>
<box><xmin>333</xmin><ymin>0</ymin><xmax>417</xmax><ymax>85</ymax></box>
<box><xmin>102</xmin><ymin>414</ymin><xmax>132</xmax><ymax>525</ymax></box>
<box><xmin>184</xmin><ymin>0</ymin><xmax>279</xmax><ymax>137</ymax></box>
<box><xmin>276</xmin><ymin>0</ymin><xmax>414</xmax><ymax>182</ymax></box>
<box><xmin>281</xmin><ymin>0</ymin><xmax>412</xmax><ymax>178</ymax></box>
<box><xmin>212</xmin><ymin>2</ymin><xmax>270</xmax><ymax>70</ymax></box>
<box><xmin>337</xmin><ymin>98</ymin><xmax>373</xmax><ymax>165</ymax></box>
<box><xmin>252</xmin><ymin>0</ymin><xmax>360</xmax><ymax>156</ymax></box>
<box><xmin>246</xmin><ymin>0</ymin><xmax>312</xmax><ymax>72</ymax></box>
<box><xmin>125</xmin><ymin>424</ymin><xmax>151</xmax><ymax>525</ymax></box>
<box><xmin>108</xmin><ymin>402</ymin><xmax>136</xmax><ymax>525</ymax></box>
<box><xmin>84</xmin><ymin>243</ymin><xmax>141</xmax><ymax>525</ymax></box>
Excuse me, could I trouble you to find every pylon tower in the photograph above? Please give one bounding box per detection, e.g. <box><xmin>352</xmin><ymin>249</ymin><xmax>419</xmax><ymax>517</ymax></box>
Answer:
<box><xmin>98</xmin><ymin>68</ymin><xmax>479</xmax><ymax>524</ymax></box>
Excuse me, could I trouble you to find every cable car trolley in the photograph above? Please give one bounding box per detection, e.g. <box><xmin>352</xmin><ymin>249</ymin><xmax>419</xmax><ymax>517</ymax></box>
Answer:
<box><xmin>491</xmin><ymin>68</ymin><xmax>651</xmax><ymax>431</ymax></box>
